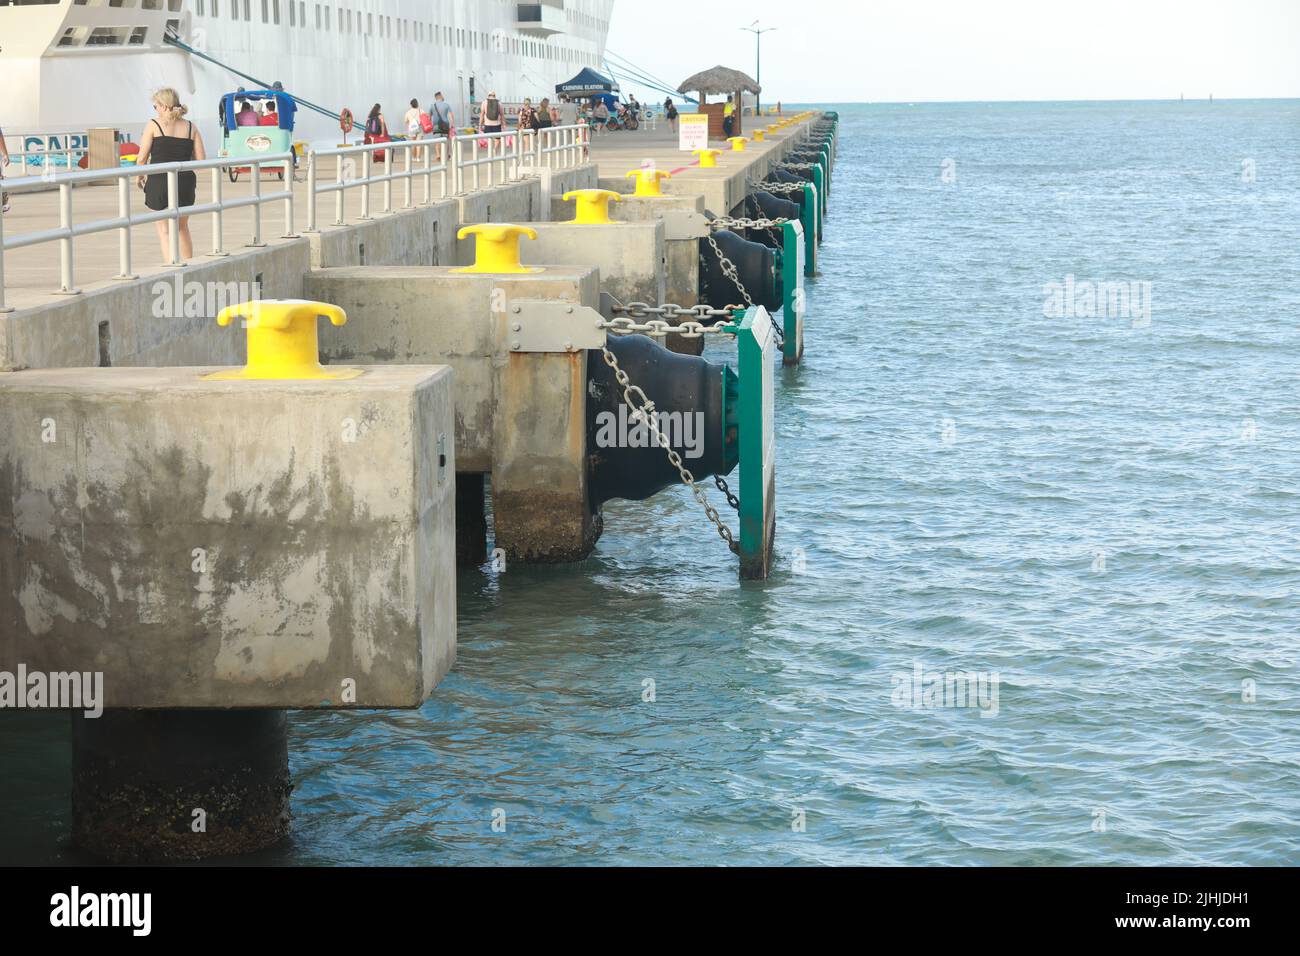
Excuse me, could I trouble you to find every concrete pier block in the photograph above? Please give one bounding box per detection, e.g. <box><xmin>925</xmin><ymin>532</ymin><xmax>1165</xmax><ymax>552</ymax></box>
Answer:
<box><xmin>304</xmin><ymin>265</ymin><xmax>604</xmax><ymax>563</ymax></box>
<box><xmin>514</xmin><ymin>221</ymin><xmax>667</xmax><ymax>308</ymax></box>
<box><xmin>71</xmin><ymin>709</ymin><xmax>290</xmax><ymax>862</ymax></box>
<box><xmin>607</xmin><ymin>195</ymin><xmax>710</xmax><ymax>313</ymax></box>
<box><xmin>0</xmin><ymin>365</ymin><xmax>456</xmax><ymax>709</ymax></box>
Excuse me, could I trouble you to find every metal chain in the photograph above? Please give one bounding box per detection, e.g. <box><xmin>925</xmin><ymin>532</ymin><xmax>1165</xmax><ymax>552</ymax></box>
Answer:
<box><xmin>747</xmin><ymin>193</ymin><xmax>786</xmax><ymax>247</ymax></box>
<box><xmin>599</xmin><ymin>346</ymin><xmax>739</xmax><ymax>554</ymax></box>
<box><xmin>610</xmin><ymin>302</ymin><xmax>742</xmax><ymax>321</ymax></box>
<box><xmin>714</xmin><ymin>474</ymin><xmax>740</xmax><ymax>511</ymax></box>
<box><xmin>601</xmin><ymin>316</ymin><xmax>738</xmax><ymax>339</ymax></box>
<box><xmin>706</xmin><ymin>233</ymin><xmax>755</xmax><ymax>309</ymax></box>
<box><xmin>703</xmin><ymin>232</ymin><xmax>785</xmax><ymax>348</ymax></box>
<box><xmin>710</xmin><ymin>215</ymin><xmax>792</xmax><ymax>231</ymax></box>
<box><xmin>774</xmin><ymin>161</ymin><xmax>819</xmax><ymax>171</ymax></box>
<box><xmin>750</xmin><ymin>179</ymin><xmax>806</xmax><ymax>195</ymax></box>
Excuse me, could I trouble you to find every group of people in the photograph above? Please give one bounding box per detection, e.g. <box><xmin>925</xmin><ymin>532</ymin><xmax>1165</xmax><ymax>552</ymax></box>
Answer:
<box><xmin>234</xmin><ymin>98</ymin><xmax>281</xmax><ymax>127</ymax></box>
<box><xmin>580</xmin><ymin>94</ymin><xmax>649</xmax><ymax>132</ymax></box>
<box><xmin>378</xmin><ymin>91</ymin><xmax>566</xmax><ymax>152</ymax></box>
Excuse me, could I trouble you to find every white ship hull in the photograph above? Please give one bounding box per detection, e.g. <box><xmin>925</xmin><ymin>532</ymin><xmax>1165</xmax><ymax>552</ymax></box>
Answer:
<box><xmin>1</xmin><ymin>0</ymin><xmax>614</xmax><ymax>149</ymax></box>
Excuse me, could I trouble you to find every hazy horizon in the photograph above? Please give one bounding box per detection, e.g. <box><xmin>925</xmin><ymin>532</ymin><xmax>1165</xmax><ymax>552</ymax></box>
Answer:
<box><xmin>605</xmin><ymin>0</ymin><xmax>1300</xmax><ymax>104</ymax></box>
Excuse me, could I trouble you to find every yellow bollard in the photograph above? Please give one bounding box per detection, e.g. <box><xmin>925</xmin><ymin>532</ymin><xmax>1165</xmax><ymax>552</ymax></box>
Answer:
<box><xmin>626</xmin><ymin>168</ymin><xmax>672</xmax><ymax>197</ymax></box>
<box><xmin>563</xmin><ymin>188</ymin><xmax>623</xmax><ymax>224</ymax></box>
<box><xmin>204</xmin><ymin>299</ymin><xmax>363</xmax><ymax>381</ymax></box>
<box><xmin>452</xmin><ymin>224</ymin><xmax>542</xmax><ymax>274</ymax></box>
<box><xmin>727</xmin><ymin>136</ymin><xmax>748</xmax><ymax>152</ymax></box>
<box><xmin>753</xmin><ymin>129</ymin><xmax>766</xmax><ymax>142</ymax></box>
<box><xmin>693</xmin><ymin>148</ymin><xmax>722</xmax><ymax>168</ymax></box>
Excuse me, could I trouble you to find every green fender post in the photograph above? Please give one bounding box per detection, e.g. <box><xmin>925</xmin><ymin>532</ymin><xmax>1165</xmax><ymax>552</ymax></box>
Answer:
<box><xmin>812</xmin><ymin>165</ymin><xmax>826</xmax><ymax>243</ymax></box>
<box><xmin>801</xmin><ymin>183</ymin><xmax>818</xmax><ymax>277</ymax></box>
<box><xmin>736</xmin><ymin>306</ymin><xmax>777</xmax><ymax>580</ymax></box>
<box><xmin>782</xmin><ymin>220</ymin><xmax>805</xmax><ymax>365</ymax></box>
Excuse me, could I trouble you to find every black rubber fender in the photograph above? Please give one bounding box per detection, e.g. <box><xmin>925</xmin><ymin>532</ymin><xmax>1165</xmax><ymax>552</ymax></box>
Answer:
<box><xmin>698</xmin><ymin>229</ymin><xmax>780</xmax><ymax>312</ymax></box>
<box><xmin>586</xmin><ymin>334</ymin><xmax>736</xmax><ymax>504</ymax></box>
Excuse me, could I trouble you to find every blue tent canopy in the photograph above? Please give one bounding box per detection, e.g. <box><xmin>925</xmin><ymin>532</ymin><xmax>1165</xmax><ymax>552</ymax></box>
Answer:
<box><xmin>221</xmin><ymin>90</ymin><xmax>297</xmax><ymax>132</ymax></box>
<box><xmin>556</xmin><ymin>68</ymin><xmax>618</xmax><ymax>97</ymax></box>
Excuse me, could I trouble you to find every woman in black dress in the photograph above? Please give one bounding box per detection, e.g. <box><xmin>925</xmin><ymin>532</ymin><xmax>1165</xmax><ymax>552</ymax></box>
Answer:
<box><xmin>135</xmin><ymin>88</ymin><xmax>206</xmax><ymax>261</ymax></box>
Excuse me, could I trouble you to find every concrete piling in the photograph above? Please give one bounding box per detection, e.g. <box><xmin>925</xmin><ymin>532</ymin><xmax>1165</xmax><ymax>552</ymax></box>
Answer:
<box><xmin>71</xmin><ymin>709</ymin><xmax>291</xmax><ymax>862</ymax></box>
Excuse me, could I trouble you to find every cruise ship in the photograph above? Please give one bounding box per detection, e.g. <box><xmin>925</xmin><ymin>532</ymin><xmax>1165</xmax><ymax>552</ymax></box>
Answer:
<box><xmin>0</xmin><ymin>0</ymin><xmax>615</xmax><ymax>146</ymax></box>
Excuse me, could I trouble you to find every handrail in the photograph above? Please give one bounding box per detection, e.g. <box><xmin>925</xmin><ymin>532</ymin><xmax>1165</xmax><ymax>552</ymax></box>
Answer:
<box><xmin>0</xmin><ymin>123</ymin><xmax>590</xmax><ymax>310</ymax></box>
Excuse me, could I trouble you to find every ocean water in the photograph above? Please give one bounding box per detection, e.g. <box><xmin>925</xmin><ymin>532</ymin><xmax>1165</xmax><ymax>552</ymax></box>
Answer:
<box><xmin>5</xmin><ymin>100</ymin><xmax>1299</xmax><ymax>865</ymax></box>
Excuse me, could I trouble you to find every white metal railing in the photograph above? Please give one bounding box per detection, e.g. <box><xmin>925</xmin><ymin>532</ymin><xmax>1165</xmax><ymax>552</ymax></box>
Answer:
<box><xmin>0</xmin><ymin>124</ymin><xmax>591</xmax><ymax>310</ymax></box>
<box><xmin>534</xmin><ymin>125</ymin><xmax>589</xmax><ymax>169</ymax></box>
<box><xmin>452</xmin><ymin>129</ymin><xmax>523</xmax><ymax>192</ymax></box>
<box><xmin>306</xmin><ymin>137</ymin><xmax>450</xmax><ymax>229</ymax></box>
<box><xmin>451</xmin><ymin>123</ymin><xmax>589</xmax><ymax>192</ymax></box>
<box><xmin>10</xmin><ymin>146</ymin><xmax>90</xmax><ymax>180</ymax></box>
<box><xmin>0</xmin><ymin>154</ymin><xmax>295</xmax><ymax>311</ymax></box>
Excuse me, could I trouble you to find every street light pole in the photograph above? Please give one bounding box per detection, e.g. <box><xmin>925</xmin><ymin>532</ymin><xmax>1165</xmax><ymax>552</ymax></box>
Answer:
<box><xmin>741</xmin><ymin>21</ymin><xmax>776</xmax><ymax>116</ymax></box>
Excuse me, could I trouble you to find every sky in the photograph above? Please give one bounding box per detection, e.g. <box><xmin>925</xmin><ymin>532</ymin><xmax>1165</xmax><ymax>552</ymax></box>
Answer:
<box><xmin>603</xmin><ymin>0</ymin><xmax>1300</xmax><ymax>104</ymax></box>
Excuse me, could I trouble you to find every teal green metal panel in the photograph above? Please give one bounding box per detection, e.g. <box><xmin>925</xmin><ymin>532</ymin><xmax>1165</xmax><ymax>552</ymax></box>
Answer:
<box><xmin>812</xmin><ymin>166</ymin><xmax>826</xmax><ymax>243</ymax></box>
<box><xmin>737</xmin><ymin>306</ymin><xmax>777</xmax><ymax>580</ymax></box>
<box><xmin>782</xmin><ymin>220</ymin><xmax>805</xmax><ymax>365</ymax></box>
<box><xmin>801</xmin><ymin>183</ymin><xmax>818</xmax><ymax>277</ymax></box>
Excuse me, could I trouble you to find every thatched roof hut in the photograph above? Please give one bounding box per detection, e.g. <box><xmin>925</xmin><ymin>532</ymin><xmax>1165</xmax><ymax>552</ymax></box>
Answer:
<box><xmin>677</xmin><ymin>66</ymin><xmax>761</xmax><ymax>100</ymax></box>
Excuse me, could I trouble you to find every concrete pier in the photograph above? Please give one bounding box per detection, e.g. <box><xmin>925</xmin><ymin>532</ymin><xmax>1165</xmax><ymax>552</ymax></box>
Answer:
<box><xmin>0</xmin><ymin>113</ymin><xmax>832</xmax><ymax>859</ymax></box>
<box><xmin>303</xmin><ymin>263</ymin><xmax>605</xmax><ymax>563</ymax></box>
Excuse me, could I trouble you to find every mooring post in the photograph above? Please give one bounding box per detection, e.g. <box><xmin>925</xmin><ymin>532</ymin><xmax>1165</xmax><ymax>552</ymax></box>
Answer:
<box><xmin>801</xmin><ymin>183</ymin><xmax>819</xmax><ymax>277</ymax></box>
<box><xmin>736</xmin><ymin>306</ymin><xmax>777</xmax><ymax>580</ymax></box>
<box><xmin>781</xmin><ymin>220</ymin><xmax>805</xmax><ymax>365</ymax></box>
<box><xmin>812</xmin><ymin>165</ymin><xmax>826</xmax><ymax>243</ymax></box>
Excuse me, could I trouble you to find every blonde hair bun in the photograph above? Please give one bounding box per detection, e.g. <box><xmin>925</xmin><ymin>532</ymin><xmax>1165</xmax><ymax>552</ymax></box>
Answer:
<box><xmin>153</xmin><ymin>87</ymin><xmax>188</xmax><ymax>118</ymax></box>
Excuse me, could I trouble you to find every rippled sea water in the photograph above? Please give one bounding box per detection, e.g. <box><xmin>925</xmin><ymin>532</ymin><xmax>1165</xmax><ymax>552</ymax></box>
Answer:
<box><xmin>5</xmin><ymin>101</ymin><xmax>1299</xmax><ymax>865</ymax></box>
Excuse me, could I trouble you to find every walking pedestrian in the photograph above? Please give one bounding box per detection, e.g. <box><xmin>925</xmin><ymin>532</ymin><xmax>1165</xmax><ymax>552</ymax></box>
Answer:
<box><xmin>431</xmin><ymin>91</ymin><xmax>455</xmax><ymax>162</ymax></box>
<box><xmin>664</xmin><ymin>97</ymin><xmax>679</xmax><ymax>133</ymax></box>
<box><xmin>135</xmin><ymin>88</ymin><xmax>205</xmax><ymax>261</ymax></box>
<box><xmin>536</xmin><ymin>98</ymin><xmax>554</xmax><ymax>131</ymax></box>
<box><xmin>480</xmin><ymin>92</ymin><xmax>504</xmax><ymax>134</ymax></box>
<box><xmin>404</xmin><ymin>98</ymin><xmax>425</xmax><ymax>160</ymax></box>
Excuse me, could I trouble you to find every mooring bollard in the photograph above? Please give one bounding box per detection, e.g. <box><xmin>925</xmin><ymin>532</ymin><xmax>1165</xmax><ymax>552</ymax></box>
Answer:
<box><xmin>627</xmin><ymin>167</ymin><xmax>672</xmax><ymax>197</ymax></box>
<box><xmin>694</xmin><ymin>148</ymin><xmax>722</xmax><ymax>168</ymax></box>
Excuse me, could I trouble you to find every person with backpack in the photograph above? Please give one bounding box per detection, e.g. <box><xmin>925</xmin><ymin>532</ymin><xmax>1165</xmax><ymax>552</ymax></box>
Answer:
<box><xmin>536</xmin><ymin>98</ymin><xmax>554</xmax><ymax>131</ymax></box>
<box><xmin>364</xmin><ymin>103</ymin><xmax>390</xmax><ymax>162</ymax></box>
<box><xmin>479</xmin><ymin>92</ymin><xmax>503</xmax><ymax>135</ymax></box>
